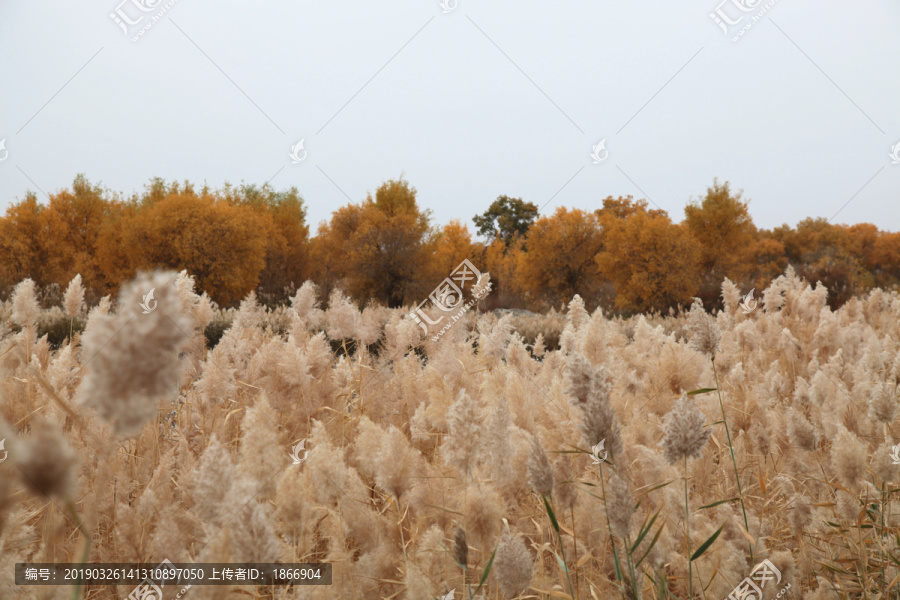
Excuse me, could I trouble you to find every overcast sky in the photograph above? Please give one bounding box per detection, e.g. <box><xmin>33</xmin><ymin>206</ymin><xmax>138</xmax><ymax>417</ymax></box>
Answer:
<box><xmin>1</xmin><ymin>1</ymin><xmax>898</xmax><ymax>235</ymax></box>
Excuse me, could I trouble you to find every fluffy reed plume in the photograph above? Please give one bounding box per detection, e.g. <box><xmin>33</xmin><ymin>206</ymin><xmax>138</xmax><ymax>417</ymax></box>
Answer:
<box><xmin>325</xmin><ymin>288</ymin><xmax>360</xmax><ymax>341</ymax></box>
<box><xmin>188</xmin><ymin>435</ymin><xmax>235</xmax><ymax>525</ymax></box>
<box><xmin>443</xmin><ymin>390</ymin><xmax>484</xmax><ymax>477</ymax></box>
<box><xmin>358</xmin><ymin>305</ymin><xmax>384</xmax><ymax>346</ymax></box>
<box><xmin>532</xmin><ymin>333</ymin><xmax>546</xmax><ymax>358</ymax></box>
<box><xmin>662</xmin><ymin>394</ymin><xmax>710</xmax><ymax>599</ymax></box>
<box><xmin>478</xmin><ymin>313</ymin><xmax>514</xmax><ymax>361</ymax></box>
<box><xmin>868</xmin><ymin>383</ymin><xmax>898</xmax><ymax>424</ymax></box>
<box><xmin>831</xmin><ymin>427</ymin><xmax>866</xmax><ymax>488</ymax></box>
<box><xmin>63</xmin><ymin>274</ymin><xmax>85</xmax><ymax>318</ymax></box>
<box><xmin>174</xmin><ymin>269</ymin><xmax>213</xmax><ymax>329</ymax></box>
<box><xmin>288</xmin><ymin>281</ymin><xmax>324</xmax><ymax>340</ymax></box>
<box><xmin>465</xmin><ymin>484</ymin><xmax>501</xmax><ymax>552</ymax></box>
<box><xmin>789</xmin><ymin>494</ymin><xmax>813</xmax><ymax>535</ymax></box>
<box><xmin>226</xmin><ymin>477</ymin><xmax>282</xmax><ymax>563</ymax></box>
<box><xmin>661</xmin><ymin>394</ymin><xmax>711</xmax><ymax>464</ymax></box>
<box><xmin>606</xmin><ymin>471</ymin><xmax>635</xmax><ymax>540</ymax></box>
<box><xmin>685</xmin><ymin>298</ymin><xmax>721</xmax><ymax>356</ymax></box>
<box><xmin>721</xmin><ymin>278</ymin><xmax>741</xmax><ymax>314</ymax></box>
<box><xmin>354</xmin><ymin>417</ymin><xmax>424</xmax><ymax>501</ymax></box>
<box><xmin>16</xmin><ymin>419</ymin><xmax>77</xmax><ymax>499</ymax></box>
<box><xmin>527</xmin><ymin>434</ymin><xmax>554</xmax><ymax>498</ymax></box>
<box><xmin>78</xmin><ymin>271</ymin><xmax>191</xmax><ymax>436</ymax></box>
<box><xmin>494</xmin><ymin>531</ymin><xmax>533</xmax><ymax>599</ymax></box>
<box><xmin>237</xmin><ymin>395</ymin><xmax>285</xmax><ymax>491</ymax></box>
<box><xmin>749</xmin><ymin>418</ymin><xmax>771</xmax><ymax>457</ymax></box>
<box><xmin>552</xmin><ymin>457</ymin><xmax>576</xmax><ymax>513</ymax></box>
<box><xmin>565</xmin><ymin>352</ymin><xmax>623</xmax><ymax>457</ymax></box>
<box><xmin>453</xmin><ymin>524</ymin><xmax>468</xmax><ymax>569</ymax></box>
<box><xmin>485</xmin><ymin>395</ymin><xmax>513</xmax><ymax>485</ymax></box>
<box><xmin>567</xmin><ymin>294</ymin><xmax>590</xmax><ymax>330</ymax></box>
<box><xmin>232</xmin><ymin>290</ymin><xmax>262</xmax><ymax>330</ymax></box>
<box><xmin>11</xmin><ymin>278</ymin><xmax>39</xmax><ymax>330</ymax></box>
<box><xmin>305</xmin><ymin>420</ymin><xmax>359</xmax><ymax>508</ymax></box>
<box><xmin>787</xmin><ymin>408</ymin><xmax>819</xmax><ymax>451</ymax></box>
<box><xmin>835</xmin><ymin>489</ymin><xmax>858</xmax><ymax>522</ymax></box>
<box><xmin>84</xmin><ymin>294</ymin><xmax>111</xmax><ymax>331</ymax></box>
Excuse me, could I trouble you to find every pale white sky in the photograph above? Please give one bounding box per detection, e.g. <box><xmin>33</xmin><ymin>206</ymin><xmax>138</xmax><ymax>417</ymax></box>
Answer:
<box><xmin>0</xmin><ymin>0</ymin><xmax>898</xmax><ymax>233</ymax></box>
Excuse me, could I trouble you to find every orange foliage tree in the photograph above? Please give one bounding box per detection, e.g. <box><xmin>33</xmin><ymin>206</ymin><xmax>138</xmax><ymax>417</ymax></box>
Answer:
<box><xmin>0</xmin><ymin>193</ymin><xmax>62</xmax><ymax>290</ymax></box>
<box><xmin>221</xmin><ymin>184</ymin><xmax>311</xmax><ymax>305</ymax></box>
<box><xmin>483</xmin><ymin>237</ymin><xmax>525</xmax><ymax>309</ymax></box>
<box><xmin>45</xmin><ymin>176</ymin><xmax>123</xmax><ymax>293</ymax></box>
<box><xmin>515</xmin><ymin>207</ymin><xmax>604</xmax><ymax>309</ymax></box>
<box><xmin>596</xmin><ymin>197</ymin><xmax>701</xmax><ymax>313</ymax></box>
<box><xmin>773</xmin><ymin>218</ymin><xmax>864</xmax><ymax>308</ymax></box>
<box><xmin>94</xmin><ymin>200</ymin><xmax>138</xmax><ymax>296</ymax></box>
<box><xmin>313</xmin><ymin>178</ymin><xmax>434</xmax><ymax>308</ymax></box>
<box><xmin>871</xmin><ymin>233</ymin><xmax>900</xmax><ymax>287</ymax></box>
<box><xmin>746</xmin><ymin>236</ymin><xmax>788</xmax><ymax>290</ymax></box>
<box><xmin>684</xmin><ymin>180</ymin><xmax>756</xmax><ymax>306</ymax></box>
<box><xmin>430</xmin><ymin>220</ymin><xmax>481</xmax><ymax>278</ymax></box>
<box><xmin>122</xmin><ymin>191</ymin><xmax>270</xmax><ymax>305</ymax></box>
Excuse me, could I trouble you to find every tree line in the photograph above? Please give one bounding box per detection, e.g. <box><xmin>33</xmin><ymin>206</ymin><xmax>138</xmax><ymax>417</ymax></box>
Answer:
<box><xmin>1</xmin><ymin>174</ymin><xmax>898</xmax><ymax>313</ymax></box>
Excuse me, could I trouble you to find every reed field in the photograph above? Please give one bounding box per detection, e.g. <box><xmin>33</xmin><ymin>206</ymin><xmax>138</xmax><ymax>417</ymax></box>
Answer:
<box><xmin>0</xmin><ymin>267</ymin><xmax>899</xmax><ymax>599</ymax></box>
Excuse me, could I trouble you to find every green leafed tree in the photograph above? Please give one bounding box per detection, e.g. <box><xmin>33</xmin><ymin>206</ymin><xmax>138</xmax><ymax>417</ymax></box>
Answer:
<box><xmin>473</xmin><ymin>195</ymin><xmax>539</xmax><ymax>246</ymax></box>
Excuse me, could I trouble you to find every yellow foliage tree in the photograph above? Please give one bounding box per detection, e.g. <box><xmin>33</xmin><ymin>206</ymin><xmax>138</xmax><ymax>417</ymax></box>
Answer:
<box><xmin>314</xmin><ymin>178</ymin><xmax>434</xmax><ymax>307</ymax></box>
<box><xmin>123</xmin><ymin>192</ymin><xmax>269</xmax><ymax>305</ymax></box>
<box><xmin>596</xmin><ymin>198</ymin><xmax>701</xmax><ymax>313</ymax></box>
<box><xmin>747</xmin><ymin>236</ymin><xmax>788</xmax><ymax>290</ymax></box>
<box><xmin>221</xmin><ymin>184</ymin><xmax>311</xmax><ymax>304</ymax></box>
<box><xmin>0</xmin><ymin>193</ymin><xmax>62</xmax><ymax>290</ymax></box>
<box><xmin>430</xmin><ymin>220</ymin><xmax>480</xmax><ymax>281</ymax></box>
<box><xmin>684</xmin><ymin>180</ymin><xmax>756</xmax><ymax>304</ymax></box>
<box><xmin>94</xmin><ymin>201</ymin><xmax>138</xmax><ymax>295</ymax></box>
<box><xmin>871</xmin><ymin>232</ymin><xmax>900</xmax><ymax>287</ymax></box>
<box><xmin>484</xmin><ymin>237</ymin><xmax>524</xmax><ymax>308</ymax></box>
<box><xmin>46</xmin><ymin>176</ymin><xmax>115</xmax><ymax>291</ymax></box>
<box><xmin>515</xmin><ymin>207</ymin><xmax>603</xmax><ymax>308</ymax></box>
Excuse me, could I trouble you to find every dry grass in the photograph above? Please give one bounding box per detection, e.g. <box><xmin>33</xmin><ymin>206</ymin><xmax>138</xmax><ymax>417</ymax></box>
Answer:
<box><xmin>0</xmin><ymin>267</ymin><xmax>899</xmax><ymax>599</ymax></box>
